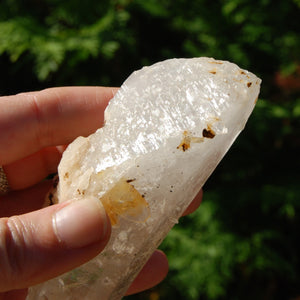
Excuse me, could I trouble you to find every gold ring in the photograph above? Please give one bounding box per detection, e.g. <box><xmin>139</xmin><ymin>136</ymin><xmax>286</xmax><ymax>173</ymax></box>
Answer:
<box><xmin>0</xmin><ymin>166</ymin><xmax>10</xmax><ymax>195</ymax></box>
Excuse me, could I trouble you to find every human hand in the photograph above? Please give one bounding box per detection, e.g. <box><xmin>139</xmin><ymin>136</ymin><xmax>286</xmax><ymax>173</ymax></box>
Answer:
<box><xmin>0</xmin><ymin>87</ymin><xmax>202</xmax><ymax>299</ymax></box>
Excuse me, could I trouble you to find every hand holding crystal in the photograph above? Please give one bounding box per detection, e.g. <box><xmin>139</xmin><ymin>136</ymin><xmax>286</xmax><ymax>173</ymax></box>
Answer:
<box><xmin>0</xmin><ymin>87</ymin><xmax>202</xmax><ymax>300</ymax></box>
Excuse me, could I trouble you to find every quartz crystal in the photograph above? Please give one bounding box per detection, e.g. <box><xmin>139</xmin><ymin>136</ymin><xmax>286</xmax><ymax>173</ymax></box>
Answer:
<box><xmin>27</xmin><ymin>57</ymin><xmax>261</xmax><ymax>300</ymax></box>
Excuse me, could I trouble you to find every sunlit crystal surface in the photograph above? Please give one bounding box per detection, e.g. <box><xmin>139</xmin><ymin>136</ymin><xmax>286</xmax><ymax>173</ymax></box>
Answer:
<box><xmin>27</xmin><ymin>57</ymin><xmax>261</xmax><ymax>300</ymax></box>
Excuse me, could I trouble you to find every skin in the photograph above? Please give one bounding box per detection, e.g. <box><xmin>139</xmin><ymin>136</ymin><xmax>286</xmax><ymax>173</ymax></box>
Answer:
<box><xmin>0</xmin><ymin>87</ymin><xmax>202</xmax><ymax>300</ymax></box>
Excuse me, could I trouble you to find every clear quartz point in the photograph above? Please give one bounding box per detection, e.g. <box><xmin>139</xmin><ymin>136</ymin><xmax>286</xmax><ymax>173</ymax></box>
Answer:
<box><xmin>27</xmin><ymin>57</ymin><xmax>261</xmax><ymax>300</ymax></box>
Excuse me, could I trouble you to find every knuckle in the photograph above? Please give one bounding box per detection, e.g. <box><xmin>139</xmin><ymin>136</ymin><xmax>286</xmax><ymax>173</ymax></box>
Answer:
<box><xmin>0</xmin><ymin>216</ymin><xmax>31</xmax><ymax>289</ymax></box>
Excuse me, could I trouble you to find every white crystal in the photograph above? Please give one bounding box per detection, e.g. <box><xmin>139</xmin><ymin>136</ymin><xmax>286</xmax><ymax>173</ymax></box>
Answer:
<box><xmin>27</xmin><ymin>57</ymin><xmax>261</xmax><ymax>300</ymax></box>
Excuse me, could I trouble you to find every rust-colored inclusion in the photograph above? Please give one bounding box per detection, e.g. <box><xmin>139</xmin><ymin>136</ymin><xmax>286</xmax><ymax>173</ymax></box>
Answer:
<box><xmin>177</xmin><ymin>130</ymin><xmax>191</xmax><ymax>152</ymax></box>
<box><xmin>202</xmin><ymin>125</ymin><xmax>215</xmax><ymax>139</ymax></box>
<box><xmin>177</xmin><ymin>131</ymin><xmax>204</xmax><ymax>152</ymax></box>
<box><xmin>100</xmin><ymin>179</ymin><xmax>149</xmax><ymax>226</ymax></box>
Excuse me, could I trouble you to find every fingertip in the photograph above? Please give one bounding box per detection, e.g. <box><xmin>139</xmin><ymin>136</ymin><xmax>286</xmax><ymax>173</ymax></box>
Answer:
<box><xmin>182</xmin><ymin>188</ymin><xmax>203</xmax><ymax>216</ymax></box>
<box><xmin>0</xmin><ymin>198</ymin><xmax>111</xmax><ymax>291</ymax></box>
<box><xmin>53</xmin><ymin>198</ymin><xmax>111</xmax><ymax>248</ymax></box>
<box><xmin>126</xmin><ymin>250</ymin><xmax>169</xmax><ymax>295</ymax></box>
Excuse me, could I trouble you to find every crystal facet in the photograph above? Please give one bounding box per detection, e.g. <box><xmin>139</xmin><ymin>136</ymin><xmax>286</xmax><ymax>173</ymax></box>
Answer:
<box><xmin>27</xmin><ymin>57</ymin><xmax>261</xmax><ymax>300</ymax></box>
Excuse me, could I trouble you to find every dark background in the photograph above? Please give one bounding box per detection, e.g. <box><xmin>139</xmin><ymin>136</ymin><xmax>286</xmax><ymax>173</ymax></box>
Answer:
<box><xmin>1</xmin><ymin>1</ymin><xmax>299</xmax><ymax>299</ymax></box>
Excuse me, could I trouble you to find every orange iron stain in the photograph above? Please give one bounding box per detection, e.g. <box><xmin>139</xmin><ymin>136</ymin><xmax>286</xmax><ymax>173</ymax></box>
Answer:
<box><xmin>177</xmin><ymin>131</ymin><xmax>204</xmax><ymax>152</ymax></box>
<box><xmin>100</xmin><ymin>179</ymin><xmax>149</xmax><ymax>226</ymax></box>
<box><xmin>177</xmin><ymin>130</ymin><xmax>191</xmax><ymax>152</ymax></box>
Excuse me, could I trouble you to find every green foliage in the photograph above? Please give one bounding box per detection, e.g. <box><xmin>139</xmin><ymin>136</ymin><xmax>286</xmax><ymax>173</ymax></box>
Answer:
<box><xmin>1</xmin><ymin>0</ymin><xmax>299</xmax><ymax>299</ymax></box>
<box><xmin>157</xmin><ymin>183</ymin><xmax>299</xmax><ymax>300</ymax></box>
<box><xmin>161</xmin><ymin>201</ymin><xmax>238</xmax><ymax>300</ymax></box>
<box><xmin>1</xmin><ymin>0</ymin><xmax>300</xmax><ymax>91</ymax></box>
<box><xmin>0</xmin><ymin>0</ymin><xmax>133</xmax><ymax>85</ymax></box>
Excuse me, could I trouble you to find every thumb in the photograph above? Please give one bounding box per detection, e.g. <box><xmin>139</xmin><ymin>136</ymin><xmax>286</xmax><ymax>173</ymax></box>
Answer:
<box><xmin>0</xmin><ymin>198</ymin><xmax>111</xmax><ymax>292</ymax></box>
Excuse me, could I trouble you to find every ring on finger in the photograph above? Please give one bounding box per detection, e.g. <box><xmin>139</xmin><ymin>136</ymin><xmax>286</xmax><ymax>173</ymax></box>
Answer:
<box><xmin>0</xmin><ymin>166</ymin><xmax>10</xmax><ymax>195</ymax></box>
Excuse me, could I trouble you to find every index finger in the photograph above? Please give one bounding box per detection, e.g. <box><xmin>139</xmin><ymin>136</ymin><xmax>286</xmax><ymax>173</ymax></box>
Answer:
<box><xmin>0</xmin><ymin>87</ymin><xmax>118</xmax><ymax>165</ymax></box>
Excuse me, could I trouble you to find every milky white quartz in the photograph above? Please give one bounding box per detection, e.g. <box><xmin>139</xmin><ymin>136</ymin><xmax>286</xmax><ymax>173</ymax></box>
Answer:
<box><xmin>27</xmin><ymin>57</ymin><xmax>261</xmax><ymax>300</ymax></box>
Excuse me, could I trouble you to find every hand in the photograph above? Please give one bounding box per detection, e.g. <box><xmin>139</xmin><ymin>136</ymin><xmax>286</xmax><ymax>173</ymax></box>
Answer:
<box><xmin>0</xmin><ymin>87</ymin><xmax>202</xmax><ymax>299</ymax></box>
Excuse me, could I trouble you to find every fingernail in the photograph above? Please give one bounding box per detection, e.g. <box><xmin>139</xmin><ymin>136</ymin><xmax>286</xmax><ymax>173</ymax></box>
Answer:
<box><xmin>53</xmin><ymin>198</ymin><xmax>109</xmax><ymax>248</ymax></box>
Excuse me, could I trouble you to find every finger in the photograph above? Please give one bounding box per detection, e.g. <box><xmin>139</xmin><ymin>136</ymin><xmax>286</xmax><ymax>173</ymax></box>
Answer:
<box><xmin>3</xmin><ymin>146</ymin><xmax>65</xmax><ymax>191</ymax></box>
<box><xmin>0</xmin><ymin>86</ymin><xmax>118</xmax><ymax>165</ymax></box>
<box><xmin>0</xmin><ymin>288</ymin><xmax>28</xmax><ymax>300</ymax></box>
<box><xmin>0</xmin><ymin>198</ymin><xmax>111</xmax><ymax>292</ymax></box>
<box><xmin>182</xmin><ymin>188</ymin><xmax>203</xmax><ymax>216</ymax></box>
<box><xmin>126</xmin><ymin>250</ymin><xmax>169</xmax><ymax>295</ymax></box>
